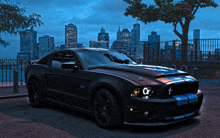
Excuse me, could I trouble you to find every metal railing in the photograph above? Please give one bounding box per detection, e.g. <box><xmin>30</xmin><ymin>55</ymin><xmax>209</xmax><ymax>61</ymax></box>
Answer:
<box><xmin>0</xmin><ymin>58</ymin><xmax>29</xmax><ymax>85</ymax></box>
<box><xmin>143</xmin><ymin>39</ymin><xmax>220</xmax><ymax>62</ymax></box>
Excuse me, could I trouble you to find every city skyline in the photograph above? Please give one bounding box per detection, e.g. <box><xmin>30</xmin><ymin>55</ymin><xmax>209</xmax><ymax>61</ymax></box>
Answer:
<box><xmin>0</xmin><ymin>0</ymin><xmax>220</xmax><ymax>58</ymax></box>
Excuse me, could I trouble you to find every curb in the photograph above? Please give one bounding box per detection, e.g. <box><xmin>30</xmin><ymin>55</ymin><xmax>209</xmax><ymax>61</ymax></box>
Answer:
<box><xmin>199</xmin><ymin>87</ymin><xmax>220</xmax><ymax>90</ymax></box>
<box><xmin>0</xmin><ymin>85</ymin><xmax>26</xmax><ymax>89</ymax></box>
<box><xmin>0</xmin><ymin>94</ymin><xmax>28</xmax><ymax>100</ymax></box>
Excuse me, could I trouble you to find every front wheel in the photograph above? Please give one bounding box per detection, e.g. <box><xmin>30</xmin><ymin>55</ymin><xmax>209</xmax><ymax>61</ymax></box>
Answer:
<box><xmin>93</xmin><ymin>89</ymin><xmax>123</xmax><ymax>129</ymax></box>
<box><xmin>28</xmin><ymin>79</ymin><xmax>45</xmax><ymax>108</ymax></box>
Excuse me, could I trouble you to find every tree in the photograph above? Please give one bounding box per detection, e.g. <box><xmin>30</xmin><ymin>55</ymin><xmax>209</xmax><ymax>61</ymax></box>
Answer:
<box><xmin>123</xmin><ymin>0</ymin><xmax>218</xmax><ymax>64</ymax></box>
<box><xmin>0</xmin><ymin>0</ymin><xmax>43</xmax><ymax>47</ymax></box>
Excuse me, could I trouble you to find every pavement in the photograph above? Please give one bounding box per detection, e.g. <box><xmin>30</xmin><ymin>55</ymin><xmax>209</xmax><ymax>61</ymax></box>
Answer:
<box><xmin>0</xmin><ymin>79</ymin><xmax>219</xmax><ymax>99</ymax></box>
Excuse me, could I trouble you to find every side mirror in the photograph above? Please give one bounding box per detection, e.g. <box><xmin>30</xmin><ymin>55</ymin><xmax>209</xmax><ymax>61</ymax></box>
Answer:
<box><xmin>61</xmin><ymin>62</ymin><xmax>79</xmax><ymax>70</ymax></box>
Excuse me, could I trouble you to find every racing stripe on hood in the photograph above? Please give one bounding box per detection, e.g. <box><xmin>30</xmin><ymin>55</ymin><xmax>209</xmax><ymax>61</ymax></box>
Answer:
<box><xmin>127</xmin><ymin>64</ymin><xmax>186</xmax><ymax>75</ymax></box>
<box><xmin>178</xmin><ymin>75</ymin><xmax>196</xmax><ymax>82</ymax></box>
<box><xmin>166</xmin><ymin>76</ymin><xmax>185</xmax><ymax>84</ymax></box>
<box><xmin>165</xmin><ymin>75</ymin><xmax>196</xmax><ymax>84</ymax></box>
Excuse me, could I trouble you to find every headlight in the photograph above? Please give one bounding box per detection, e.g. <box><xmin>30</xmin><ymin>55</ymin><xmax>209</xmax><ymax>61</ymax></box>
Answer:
<box><xmin>131</xmin><ymin>88</ymin><xmax>140</xmax><ymax>96</ymax></box>
<box><xmin>142</xmin><ymin>87</ymin><xmax>151</xmax><ymax>96</ymax></box>
<box><xmin>131</xmin><ymin>87</ymin><xmax>154</xmax><ymax>97</ymax></box>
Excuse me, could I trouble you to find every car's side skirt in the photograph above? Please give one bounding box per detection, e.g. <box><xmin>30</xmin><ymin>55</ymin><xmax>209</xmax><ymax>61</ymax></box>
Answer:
<box><xmin>45</xmin><ymin>97</ymin><xmax>93</xmax><ymax>115</ymax></box>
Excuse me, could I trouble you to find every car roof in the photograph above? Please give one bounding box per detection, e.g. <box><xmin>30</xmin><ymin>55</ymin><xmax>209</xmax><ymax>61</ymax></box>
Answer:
<box><xmin>66</xmin><ymin>48</ymin><xmax>116</xmax><ymax>52</ymax></box>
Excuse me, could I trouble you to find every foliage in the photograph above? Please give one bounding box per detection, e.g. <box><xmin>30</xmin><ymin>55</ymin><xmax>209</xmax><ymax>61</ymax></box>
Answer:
<box><xmin>0</xmin><ymin>0</ymin><xmax>43</xmax><ymax>46</ymax></box>
<box><xmin>124</xmin><ymin>0</ymin><xmax>218</xmax><ymax>63</ymax></box>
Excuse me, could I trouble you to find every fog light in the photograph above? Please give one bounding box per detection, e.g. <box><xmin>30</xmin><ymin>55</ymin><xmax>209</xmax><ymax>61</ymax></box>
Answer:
<box><xmin>144</xmin><ymin>111</ymin><xmax>148</xmax><ymax>117</ymax></box>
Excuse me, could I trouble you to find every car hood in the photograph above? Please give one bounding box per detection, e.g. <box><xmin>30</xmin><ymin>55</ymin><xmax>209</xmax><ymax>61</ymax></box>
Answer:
<box><xmin>89</xmin><ymin>64</ymin><xmax>188</xmax><ymax>78</ymax></box>
<box><xmin>88</xmin><ymin>64</ymin><xmax>195</xmax><ymax>85</ymax></box>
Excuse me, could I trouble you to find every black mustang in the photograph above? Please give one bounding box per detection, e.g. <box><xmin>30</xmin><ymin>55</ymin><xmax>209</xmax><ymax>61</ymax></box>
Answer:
<box><xmin>25</xmin><ymin>48</ymin><xmax>203</xmax><ymax>128</ymax></box>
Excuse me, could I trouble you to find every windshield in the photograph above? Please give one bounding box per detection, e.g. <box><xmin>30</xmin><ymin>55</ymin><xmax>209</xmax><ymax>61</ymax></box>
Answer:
<box><xmin>77</xmin><ymin>51</ymin><xmax>137</xmax><ymax>68</ymax></box>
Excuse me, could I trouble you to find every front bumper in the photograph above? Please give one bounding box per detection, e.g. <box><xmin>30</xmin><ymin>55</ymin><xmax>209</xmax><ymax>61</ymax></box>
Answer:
<box><xmin>124</xmin><ymin>93</ymin><xmax>203</xmax><ymax>126</ymax></box>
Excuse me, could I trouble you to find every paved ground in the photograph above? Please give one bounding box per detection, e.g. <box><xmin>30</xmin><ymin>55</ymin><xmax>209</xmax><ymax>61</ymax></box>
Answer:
<box><xmin>0</xmin><ymin>79</ymin><xmax>219</xmax><ymax>138</ymax></box>
<box><xmin>0</xmin><ymin>89</ymin><xmax>219</xmax><ymax>138</ymax></box>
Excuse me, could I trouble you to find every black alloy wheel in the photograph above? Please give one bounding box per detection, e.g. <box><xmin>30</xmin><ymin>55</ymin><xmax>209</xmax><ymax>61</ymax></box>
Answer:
<box><xmin>93</xmin><ymin>89</ymin><xmax>123</xmax><ymax>129</ymax></box>
<box><xmin>28</xmin><ymin>79</ymin><xmax>44</xmax><ymax>108</ymax></box>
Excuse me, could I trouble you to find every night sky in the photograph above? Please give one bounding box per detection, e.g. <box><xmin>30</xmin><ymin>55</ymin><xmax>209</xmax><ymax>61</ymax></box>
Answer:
<box><xmin>0</xmin><ymin>0</ymin><xmax>220</xmax><ymax>58</ymax></box>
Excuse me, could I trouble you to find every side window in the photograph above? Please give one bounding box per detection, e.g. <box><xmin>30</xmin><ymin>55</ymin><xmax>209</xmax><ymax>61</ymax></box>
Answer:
<box><xmin>52</xmin><ymin>52</ymin><xmax>75</xmax><ymax>68</ymax></box>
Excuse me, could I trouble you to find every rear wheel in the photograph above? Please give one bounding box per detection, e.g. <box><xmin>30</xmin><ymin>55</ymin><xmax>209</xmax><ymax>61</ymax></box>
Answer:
<box><xmin>93</xmin><ymin>89</ymin><xmax>123</xmax><ymax>129</ymax></box>
<box><xmin>28</xmin><ymin>79</ymin><xmax>44</xmax><ymax>108</ymax></box>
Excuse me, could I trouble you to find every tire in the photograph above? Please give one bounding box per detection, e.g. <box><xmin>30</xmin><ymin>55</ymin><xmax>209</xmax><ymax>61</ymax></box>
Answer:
<box><xmin>93</xmin><ymin>89</ymin><xmax>123</xmax><ymax>129</ymax></box>
<box><xmin>28</xmin><ymin>79</ymin><xmax>45</xmax><ymax>108</ymax></box>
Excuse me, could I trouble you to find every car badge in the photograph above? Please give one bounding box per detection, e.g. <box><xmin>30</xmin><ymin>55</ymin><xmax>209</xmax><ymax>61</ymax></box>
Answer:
<box><xmin>168</xmin><ymin>87</ymin><xmax>172</xmax><ymax>95</ymax></box>
<box><xmin>139</xmin><ymin>77</ymin><xmax>143</xmax><ymax>81</ymax></box>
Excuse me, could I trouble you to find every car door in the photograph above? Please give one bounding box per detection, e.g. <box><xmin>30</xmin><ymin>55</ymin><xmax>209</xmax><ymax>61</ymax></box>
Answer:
<box><xmin>46</xmin><ymin>51</ymin><xmax>68</xmax><ymax>101</ymax></box>
<box><xmin>58</xmin><ymin>51</ymin><xmax>90</xmax><ymax>108</ymax></box>
<box><xmin>46</xmin><ymin>50</ymin><xmax>88</xmax><ymax>107</ymax></box>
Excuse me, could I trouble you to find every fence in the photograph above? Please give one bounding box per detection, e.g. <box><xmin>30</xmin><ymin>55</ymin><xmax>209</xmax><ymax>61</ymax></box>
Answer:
<box><xmin>0</xmin><ymin>58</ymin><xmax>29</xmax><ymax>85</ymax></box>
<box><xmin>141</xmin><ymin>39</ymin><xmax>220</xmax><ymax>79</ymax></box>
<box><xmin>143</xmin><ymin>39</ymin><xmax>220</xmax><ymax>63</ymax></box>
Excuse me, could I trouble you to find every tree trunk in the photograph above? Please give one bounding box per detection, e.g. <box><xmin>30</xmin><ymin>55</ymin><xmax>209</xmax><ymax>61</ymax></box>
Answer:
<box><xmin>181</xmin><ymin>24</ymin><xmax>189</xmax><ymax>65</ymax></box>
<box><xmin>181</xmin><ymin>38</ymin><xmax>188</xmax><ymax>65</ymax></box>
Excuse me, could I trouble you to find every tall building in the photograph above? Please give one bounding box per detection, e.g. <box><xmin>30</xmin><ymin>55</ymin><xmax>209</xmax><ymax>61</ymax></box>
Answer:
<box><xmin>19</xmin><ymin>29</ymin><xmax>38</xmax><ymax>60</ymax></box>
<box><xmin>117</xmin><ymin>26</ymin><xmax>122</xmax><ymax>40</ymax></box>
<box><xmin>39</xmin><ymin>35</ymin><xmax>54</xmax><ymax>59</ymax></box>
<box><xmin>121</xmin><ymin>29</ymin><xmax>131</xmax><ymax>47</ymax></box>
<box><xmin>148</xmin><ymin>31</ymin><xmax>160</xmax><ymax>59</ymax></box>
<box><xmin>65</xmin><ymin>23</ymin><xmax>77</xmax><ymax>48</ymax></box>
<box><xmin>148</xmin><ymin>31</ymin><xmax>160</xmax><ymax>48</ymax></box>
<box><xmin>98</xmin><ymin>27</ymin><xmax>109</xmax><ymax>49</ymax></box>
<box><xmin>131</xmin><ymin>22</ymin><xmax>140</xmax><ymax>45</ymax></box>
<box><xmin>111</xmin><ymin>27</ymin><xmax>132</xmax><ymax>57</ymax></box>
<box><xmin>193</xmin><ymin>29</ymin><xmax>200</xmax><ymax>51</ymax></box>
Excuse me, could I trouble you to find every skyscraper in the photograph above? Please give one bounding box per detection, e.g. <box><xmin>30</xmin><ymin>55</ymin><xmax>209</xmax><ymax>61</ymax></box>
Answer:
<box><xmin>111</xmin><ymin>27</ymin><xmax>131</xmax><ymax>57</ymax></box>
<box><xmin>148</xmin><ymin>31</ymin><xmax>160</xmax><ymax>49</ymax></box>
<box><xmin>117</xmin><ymin>26</ymin><xmax>122</xmax><ymax>41</ymax></box>
<box><xmin>121</xmin><ymin>29</ymin><xmax>131</xmax><ymax>47</ymax></box>
<box><xmin>98</xmin><ymin>27</ymin><xmax>109</xmax><ymax>49</ymax></box>
<box><xmin>131</xmin><ymin>22</ymin><xmax>140</xmax><ymax>45</ymax></box>
<box><xmin>19</xmin><ymin>29</ymin><xmax>38</xmax><ymax>60</ymax></box>
<box><xmin>65</xmin><ymin>23</ymin><xmax>77</xmax><ymax>48</ymax></box>
<box><xmin>39</xmin><ymin>35</ymin><xmax>54</xmax><ymax>59</ymax></box>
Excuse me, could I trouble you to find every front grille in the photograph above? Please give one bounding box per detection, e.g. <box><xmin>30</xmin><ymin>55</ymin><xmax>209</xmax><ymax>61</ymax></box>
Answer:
<box><xmin>158</xmin><ymin>82</ymin><xmax>199</xmax><ymax>97</ymax></box>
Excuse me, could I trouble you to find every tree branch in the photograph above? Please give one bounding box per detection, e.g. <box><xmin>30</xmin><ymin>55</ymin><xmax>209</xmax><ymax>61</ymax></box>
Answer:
<box><xmin>192</xmin><ymin>2</ymin><xmax>201</xmax><ymax>16</ymax></box>
<box><xmin>179</xmin><ymin>20</ymin><xmax>184</xmax><ymax>28</ymax></box>
<box><xmin>173</xmin><ymin>22</ymin><xmax>183</xmax><ymax>40</ymax></box>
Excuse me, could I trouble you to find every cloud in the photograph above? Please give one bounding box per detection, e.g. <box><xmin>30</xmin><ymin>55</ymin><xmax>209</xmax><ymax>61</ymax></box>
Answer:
<box><xmin>11</xmin><ymin>0</ymin><xmax>92</xmax><ymax>7</ymax></box>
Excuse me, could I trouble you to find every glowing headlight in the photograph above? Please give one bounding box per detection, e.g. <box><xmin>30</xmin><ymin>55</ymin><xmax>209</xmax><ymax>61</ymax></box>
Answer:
<box><xmin>131</xmin><ymin>88</ymin><xmax>140</xmax><ymax>96</ymax></box>
<box><xmin>143</xmin><ymin>87</ymin><xmax>151</xmax><ymax>96</ymax></box>
<box><xmin>131</xmin><ymin>87</ymin><xmax>154</xmax><ymax>97</ymax></box>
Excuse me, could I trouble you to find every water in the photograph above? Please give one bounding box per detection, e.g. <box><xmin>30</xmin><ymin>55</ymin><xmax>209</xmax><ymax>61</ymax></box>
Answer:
<box><xmin>0</xmin><ymin>69</ymin><xmax>25</xmax><ymax>83</ymax></box>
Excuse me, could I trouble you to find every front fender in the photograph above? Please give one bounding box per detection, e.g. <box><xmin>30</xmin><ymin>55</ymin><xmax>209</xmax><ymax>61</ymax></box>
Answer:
<box><xmin>87</xmin><ymin>75</ymin><xmax>139</xmax><ymax>111</ymax></box>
